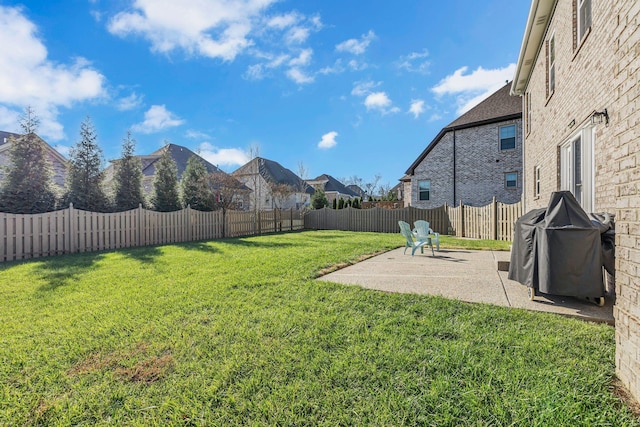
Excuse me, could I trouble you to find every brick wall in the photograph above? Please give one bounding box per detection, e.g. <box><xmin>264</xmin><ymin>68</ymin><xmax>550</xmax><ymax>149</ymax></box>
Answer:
<box><xmin>612</xmin><ymin>0</ymin><xmax>640</xmax><ymax>401</ymax></box>
<box><xmin>522</xmin><ymin>0</ymin><xmax>640</xmax><ymax>401</ymax></box>
<box><xmin>410</xmin><ymin>119</ymin><xmax>522</xmax><ymax>208</ymax></box>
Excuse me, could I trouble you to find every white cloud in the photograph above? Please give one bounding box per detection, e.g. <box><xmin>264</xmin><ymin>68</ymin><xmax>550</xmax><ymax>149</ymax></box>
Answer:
<box><xmin>186</xmin><ymin>129</ymin><xmax>211</xmax><ymax>139</ymax></box>
<box><xmin>432</xmin><ymin>64</ymin><xmax>516</xmax><ymax>114</ymax></box>
<box><xmin>267</xmin><ymin>12</ymin><xmax>299</xmax><ymax>29</ymax></box>
<box><xmin>0</xmin><ymin>5</ymin><xmax>106</xmax><ymax>141</ymax></box>
<box><xmin>198</xmin><ymin>142</ymin><xmax>249</xmax><ymax>167</ymax></box>
<box><xmin>318</xmin><ymin>59</ymin><xmax>345</xmax><ymax>75</ymax></box>
<box><xmin>132</xmin><ymin>104</ymin><xmax>185</xmax><ymax>134</ymax></box>
<box><xmin>364</xmin><ymin>92</ymin><xmax>400</xmax><ymax>115</ymax></box>
<box><xmin>53</xmin><ymin>144</ymin><xmax>71</xmax><ymax>157</ymax></box>
<box><xmin>288</xmin><ymin>48</ymin><xmax>312</xmax><ymax>67</ymax></box>
<box><xmin>397</xmin><ymin>49</ymin><xmax>430</xmax><ymax>74</ymax></box>
<box><xmin>428</xmin><ymin>113</ymin><xmax>443</xmax><ymax>122</ymax></box>
<box><xmin>285</xmin><ymin>26</ymin><xmax>309</xmax><ymax>44</ymax></box>
<box><xmin>244</xmin><ymin>63</ymin><xmax>265</xmax><ymax>80</ymax></box>
<box><xmin>336</xmin><ymin>30</ymin><xmax>375</xmax><ymax>55</ymax></box>
<box><xmin>116</xmin><ymin>92</ymin><xmax>143</xmax><ymax>111</ymax></box>
<box><xmin>286</xmin><ymin>68</ymin><xmax>314</xmax><ymax>84</ymax></box>
<box><xmin>351</xmin><ymin>80</ymin><xmax>381</xmax><ymax>97</ymax></box>
<box><xmin>318</xmin><ymin>131</ymin><xmax>338</xmax><ymax>149</ymax></box>
<box><xmin>408</xmin><ymin>99</ymin><xmax>425</xmax><ymax>119</ymax></box>
<box><xmin>107</xmin><ymin>0</ymin><xmax>278</xmax><ymax>61</ymax></box>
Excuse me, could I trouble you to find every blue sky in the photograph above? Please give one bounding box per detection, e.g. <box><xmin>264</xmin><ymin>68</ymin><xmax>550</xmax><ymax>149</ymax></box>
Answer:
<box><xmin>0</xmin><ymin>0</ymin><xmax>530</xmax><ymax>188</ymax></box>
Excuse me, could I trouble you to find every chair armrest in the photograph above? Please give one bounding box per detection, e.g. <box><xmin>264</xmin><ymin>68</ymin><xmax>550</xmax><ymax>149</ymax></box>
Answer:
<box><xmin>431</xmin><ymin>231</ymin><xmax>440</xmax><ymax>251</ymax></box>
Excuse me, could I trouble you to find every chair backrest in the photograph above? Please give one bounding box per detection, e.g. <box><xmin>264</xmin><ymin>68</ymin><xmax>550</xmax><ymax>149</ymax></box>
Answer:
<box><xmin>398</xmin><ymin>221</ymin><xmax>414</xmax><ymax>244</ymax></box>
<box><xmin>414</xmin><ymin>220</ymin><xmax>432</xmax><ymax>236</ymax></box>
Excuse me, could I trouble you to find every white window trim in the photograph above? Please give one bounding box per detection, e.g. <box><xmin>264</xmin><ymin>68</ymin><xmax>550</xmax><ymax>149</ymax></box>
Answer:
<box><xmin>418</xmin><ymin>179</ymin><xmax>430</xmax><ymax>201</ymax></box>
<box><xmin>534</xmin><ymin>165</ymin><xmax>541</xmax><ymax>198</ymax></box>
<box><xmin>548</xmin><ymin>32</ymin><xmax>556</xmax><ymax>96</ymax></box>
<box><xmin>560</xmin><ymin>126</ymin><xmax>595</xmax><ymax>212</ymax></box>
<box><xmin>577</xmin><ymin>0</ymin><xmax>591</xmax><ymax>43</ymax></box>
<box><xmin>499</xmin><ymin>124</ymin><xmax>517</xmax><ymax>151</ymax></box>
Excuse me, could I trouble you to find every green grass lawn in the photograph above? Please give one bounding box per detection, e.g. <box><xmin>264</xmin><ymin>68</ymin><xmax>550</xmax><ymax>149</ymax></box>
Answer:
<box><xmin>0</xmin><ymin>230</ymin><xmax>636</xmax><ymax>426</ymax></box>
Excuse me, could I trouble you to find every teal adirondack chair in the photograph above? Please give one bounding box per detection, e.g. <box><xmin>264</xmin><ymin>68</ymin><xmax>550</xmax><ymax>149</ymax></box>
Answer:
<box><xmin>399</xmin><ymin>221</ymin><xmax>434</xmax><ymax>256</ymax></box>
<box><xmin>413</xmin><ymin>220</ymin><xmax>440</xmax><ymax>251</ymax></box>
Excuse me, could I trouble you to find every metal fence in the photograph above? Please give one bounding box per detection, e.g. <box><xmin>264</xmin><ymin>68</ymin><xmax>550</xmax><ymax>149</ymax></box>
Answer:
<box><xmin>304</xmin><ymin>198</ymin><xmax>522</xmax><ymax>241</ymax></box>
<box><xmin>0</xmin><ymin>204</ymin><xmax>304</xmax><ymax>263</ymax></box>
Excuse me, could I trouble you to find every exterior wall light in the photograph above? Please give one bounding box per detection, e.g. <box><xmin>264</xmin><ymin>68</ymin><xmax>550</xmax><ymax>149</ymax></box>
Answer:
<box><xmin>592</xmin><ymin>109</ymin><xmax>609</xmax><ymax>126</ymax></box>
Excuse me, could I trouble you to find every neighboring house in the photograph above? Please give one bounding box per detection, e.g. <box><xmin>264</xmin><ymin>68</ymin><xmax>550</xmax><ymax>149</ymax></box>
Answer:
<box><xmin>232</xmin><ymin>157</ymin><xmax>313</xmax><ymax>210</ymax></box>
<box><xmin>104</xmin><ymin>143</ymin><xmax>227</xmax><ymax>196</ymax></box>
<box><xmin>511</xmin><ymin>0</ymin><xmax>639</xmax><ymax>401</ymax></box>
<box><xmin>0</xmin><ymin>130</ymin><xmax>68</xmax><ymax>189</ymax></box>
<box><xmin>347</xmin><ymin>184</ymin><xmax>365</xmax><ymax>199</ymax></box>
<box><xmin>404</xmin><ymin>83</ymin><xmax>523</xmax><ymax>208</ymax></box>
<box><xmin>390</xmin><ymin>182</ymin><xmax>404</xmax><ymax>202</ymax></box>
<box><xmin>400</xmin><ymin>175</ymin><xmax>412</xmax><ymax>207</ymax></box>
<box><xmin>306</xmin><ymin>174</ymin><xmax>359</xmax><ymax>204</ymax></box>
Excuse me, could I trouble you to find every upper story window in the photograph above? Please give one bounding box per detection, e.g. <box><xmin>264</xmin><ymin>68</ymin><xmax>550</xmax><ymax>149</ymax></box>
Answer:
<box><xmin>547</xmin><ymin>33</ymin><xmax>556</xmax><ymax>97</ymax></box>
<box><xmin>534</xmin><ymin>166</ymin><xmax>541</xmax><ymax>198</ymax></box>
<box><xmin>577</xmin><ymin>0</ymin><xmax>592</xmax><ymax>43</ymax></box>
<box><xmin>418</xmin><ymin>180</ymin><xmax>430</xmax><ymax>201</ymax></box>
<box><xmin>499</xmin><ymin>125</ymin><xmax>516</xmax><ymax>150</ymax></box>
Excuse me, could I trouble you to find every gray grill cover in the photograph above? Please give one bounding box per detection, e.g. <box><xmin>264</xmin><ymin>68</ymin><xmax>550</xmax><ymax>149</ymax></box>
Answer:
<box><xmin>508</xmin><ymin>191</ymin><xmax>606</xmax><ymax>298</ymax></box>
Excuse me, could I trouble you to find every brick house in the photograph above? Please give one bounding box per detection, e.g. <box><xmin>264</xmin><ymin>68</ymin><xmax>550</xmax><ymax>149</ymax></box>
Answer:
<box><xmin>232</xmin><ymin>157</ymin><xmax>313</xmax><ymax>211</ymax></box>
<box><xmin>404</xmin><ymin>83</ymin><xmax>523</xmax><ymax>208</ymax></box>
<box><xmin>511</xmin><ymin>0</ymin><xmax>640</xmax><ymax>400</ymax></box>
<box><xmin>306</xmin><ymin>174</ymin><xmax>359</xmax><ymax>204</ymax></box>
<box><xmin>0</xmin><ymin>130</ymin><xmax>68</xmax><ymax>190</ymax></box>
<box><xmin>104</xmin><ymin>143</ymin><xmax>222</xmax><ymax>191</ymax></box>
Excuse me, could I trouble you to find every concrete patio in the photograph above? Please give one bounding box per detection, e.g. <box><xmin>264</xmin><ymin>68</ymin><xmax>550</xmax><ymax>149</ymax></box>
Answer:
<box><xmin>317</xmin><ymin>247</ymin><xmax>614</xmax><ymax>324</ymax></box>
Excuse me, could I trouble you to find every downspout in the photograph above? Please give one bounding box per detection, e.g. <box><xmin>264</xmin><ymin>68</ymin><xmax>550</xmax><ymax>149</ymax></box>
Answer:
<box><xmin>452</xmin><ymin>129</ymin><xmax>457</xmax><ymax>205</ymax></box>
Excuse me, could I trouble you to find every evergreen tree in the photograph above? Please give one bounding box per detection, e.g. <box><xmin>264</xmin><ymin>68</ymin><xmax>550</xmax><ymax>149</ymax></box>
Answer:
<box><xmin>311</xmin><ymin>188</ymin><xmax>329</xmax><ymax>209</ymax></box>
<box><xmin>181</xmin><ymin>155</ymin><xmax>214</xmax><ymax>211</ymax></box>
<box><xmin>352</xmin><ymin>197</ymin><xmax>360</xmax><ymax>209</ymax></box>
<box><xmin>114</xmin><ymin>130</ymin><xmax>145</xmax><ymax>211</ymax></box>
<box><xmin>332</xmin><ymin>198</ymin><xmax>337</xmax><ymax>209</ymax></box>
<box><xmin>65</xmin><ymin>116</ymin><xmax>108</xmax><ymax>211</ymax></box>
<box><xmin>151</xmin><ymin>144</ymin><xmax>181</xmax><ymax>211</ymax></box>
<box><xmin>338</xmin><ymin>198</ymin><xmax>345</xmax><ymax>209</ymax></box>
<box><xmin>0</xmin><ymin>107</ymin><xmax>56</xmax><ymax>213</ymax></box>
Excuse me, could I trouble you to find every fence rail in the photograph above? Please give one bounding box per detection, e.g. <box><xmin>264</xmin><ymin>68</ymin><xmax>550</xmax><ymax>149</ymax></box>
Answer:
<box><xmin>1</xmin><ymin>205</ymin><xmax>304</xmax><ymax>263</ymax></box>
<box><xmin>304</xmin><ymin>198</ymin><xmax>522</xmax><ymax>241</ymax></box>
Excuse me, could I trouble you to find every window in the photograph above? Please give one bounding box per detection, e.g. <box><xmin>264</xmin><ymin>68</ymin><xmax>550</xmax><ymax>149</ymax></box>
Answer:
<box><xmin>418</xmin><ymin>180</ymin><xmax>430</xmax><ymax>201</ymax></box>
<box><xmin>560</xmin><ymin>127</ymin><xmax>594</xmax><ymax>211</ymax></box>
<box><xmin>500</xmin><ymin>125</ymin><xmax>516</xmax><ymax>150</ymax></box>
<box><xmin>505</xmin><ymin>173</ymin><xmax>518</xmax><ymax>189</ymax></box>
<box><xmin>578</xmin><ymin>0</ymin><xmax>592</xmax><ymax>42</ymax></box>
<box><xmin>547</xmin><ymin>33</ymin><xmax>556</xmax><ymax>96</ymax></box>
<box><xmin>534</xmin><ymin>166</ymin><xmax>541</xmax><ymax>198</ymax></box>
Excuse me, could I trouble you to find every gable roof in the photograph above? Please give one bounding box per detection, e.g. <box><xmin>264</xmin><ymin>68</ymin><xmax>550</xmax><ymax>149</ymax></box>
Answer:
<box><xmin>0</xmin><ymin>131</ymin><xmax>19</xmax><ymax>146</ymax></box>
<box><xmin>405</xmin><ymin>82</ymin><xmax>522</xmax><ymax>175</ymax></box>
<box><xmin>0</xmin><ymin>131</ymin><xmax>68</xmax><ymax>165</ymax></box>
<box><xmin>146</xmin><ymin>144</ymin><xmax>222</xmax><ymax>179</ymax></box>
<box><xmin>308</xmin><ymin>174</ymin><xmax>359</xmax><ymax>197</ymax></box>
<box><xmin>232</xmin><ymin>157</ymin><xmax>314</xmax><ymax>194</ymax></box>
<box><xmin>347</xmin><ymin>184</ymin><xmax>365</xmax><ymax>197</ymax></box>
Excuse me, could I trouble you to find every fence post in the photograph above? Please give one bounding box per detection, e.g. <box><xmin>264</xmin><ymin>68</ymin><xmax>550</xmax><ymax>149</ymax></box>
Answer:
<box><xmin>186</xmin><ymin>205</ymin><xmax>192</xmax><ymax>242</ymax></box>
<box><xmin>492</xmin><ymin>196</ymin><xmax>498</xmax><ymax>240</ymax></box>
<box><xmin>138</xmin><ymin>203</ymin><xmax>143</xmax><ymax>247</ymax></box>
<box><xmin>459</xmin><ymin>200</ymin><xmax>465</xmax><ymax>238</ymax></box>
<box><xmin>68</xmin><ymin>203</ymin><xmax>75</xmax><ymax>254</ymax></box>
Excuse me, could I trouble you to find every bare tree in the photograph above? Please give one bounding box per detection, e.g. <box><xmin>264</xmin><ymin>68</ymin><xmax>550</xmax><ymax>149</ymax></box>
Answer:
<box><xmin>364</xmin><ymin>173</ymin><xmax>382</xmax><ymax>200</ymax></box>
<box><xmin>209</xmin><ymin>172</ymin><xmax>250</xmax><ymax>237</ymax></box>
<box><xmin>271</xmin><ymin>183</ymin><xmax>295</xmax><ymax>209</ymax></box>
<box><xmin>296</xmin><ymin>161</ymin><xmax>310</xmax><ymax>208</ymax></box>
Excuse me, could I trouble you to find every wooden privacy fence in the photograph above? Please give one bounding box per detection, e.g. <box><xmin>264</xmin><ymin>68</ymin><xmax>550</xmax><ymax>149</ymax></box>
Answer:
<box><xmin>0</xmin><ymin>204</ymin><xmax>304</xmax><ymax>263</ymax></box>
<box><xmin>304</xmin><ymin>198</ymin><xmax>522</xmax><ymax>241</ymax></box>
